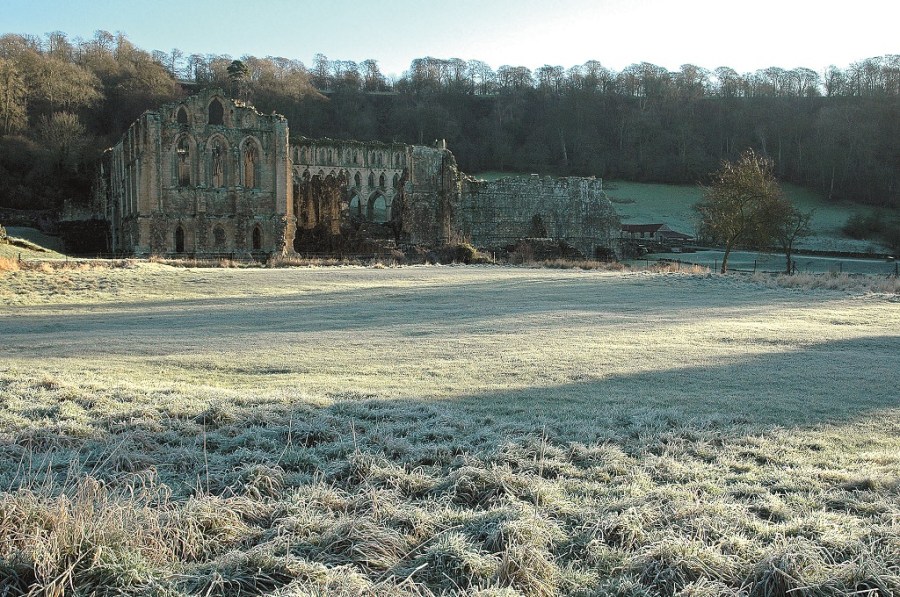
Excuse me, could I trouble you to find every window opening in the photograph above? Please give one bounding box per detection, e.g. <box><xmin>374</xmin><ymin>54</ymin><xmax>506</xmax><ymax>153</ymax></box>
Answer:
<box><xmin>208</xmin><ymin>99</ymin><xmax>224</xmax><ymax>125</ymax></box>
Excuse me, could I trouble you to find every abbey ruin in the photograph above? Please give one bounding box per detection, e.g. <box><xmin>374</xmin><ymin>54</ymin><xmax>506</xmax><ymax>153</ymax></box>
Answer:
<box><xmin>97</xmin><ymin>91</ymin><xmax>618</xmax><ymax>257</ymax></box>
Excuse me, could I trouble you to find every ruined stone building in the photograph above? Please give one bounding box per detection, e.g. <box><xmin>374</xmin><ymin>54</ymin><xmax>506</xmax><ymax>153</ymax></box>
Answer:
<box><xmin>97</xmin><ymin>91</ymin><xmax>618</xmax><ymax>257</ymax></box>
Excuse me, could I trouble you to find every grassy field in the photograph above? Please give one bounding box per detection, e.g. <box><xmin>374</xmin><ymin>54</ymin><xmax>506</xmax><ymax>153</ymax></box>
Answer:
<box><xmin>1</xmin><ymin>264</ymin><xmax>898</xmax><ymax>595</ymax></box>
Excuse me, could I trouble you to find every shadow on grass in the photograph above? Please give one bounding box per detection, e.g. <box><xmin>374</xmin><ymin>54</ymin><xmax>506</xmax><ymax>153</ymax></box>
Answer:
<box><xmin>0</xmin><ymin>271</ymin><xmax>863</xmax><ymax>357</ymax></box>
<box><xmin>2</xmin><ymin>335</ymin><xmax>897</xmax><ymax>494</ymax></box>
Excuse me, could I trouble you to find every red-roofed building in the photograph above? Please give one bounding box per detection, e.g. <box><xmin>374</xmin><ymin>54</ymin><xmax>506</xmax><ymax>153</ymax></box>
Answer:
<box><xmin>621</xmin><ymin>223</ymin><xmax>693</xmax><ymax>244</ymax></box>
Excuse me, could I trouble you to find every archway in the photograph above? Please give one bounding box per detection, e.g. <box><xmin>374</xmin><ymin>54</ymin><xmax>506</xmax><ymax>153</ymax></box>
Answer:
<box><xmin>174</xmin><ymin>225</ymin><xmax>185</xmax><ymax>253</ymax></box>
<box><xmin>175</xmin><ymin>136</ymin><xmax>192</xmax><ymax>187</ymax></box>
<box><xmin>213</xmin><ymin>225</ymin><xmax>226</xmax><ymax>249</ymax></box>
<box><xmin>367</xmin><ymin>192</ymin><xmax>388</xmax><ymax>222</ymax></box>
<box><xmin>209</xmin><ymin>137</ymin><xmax>228</xmax><ymax>188</ymax></box>
<box><xmin>208</xmin><ymin>98</ymin><xmax>224</xmax><ymax>125</ymax></box>
<box><xmin>243</xmin><ymin>139</ymin><xmax>259</xmax><ymax>188</ymax></box>
<box><xmin>252</xmin><ymin>226</ymin><xmax>262</xmax><ymax>251</ymax></box>
<box><xmin>348</xmin><ymin>190</ymin><xmax>362</xmax><ymax>218</ymax></box>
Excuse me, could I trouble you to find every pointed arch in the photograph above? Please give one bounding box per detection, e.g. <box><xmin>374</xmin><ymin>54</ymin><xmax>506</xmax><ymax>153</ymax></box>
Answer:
<box><xmin>173</xmin><ymin>134</ymin><xmax>195</xmax><ymax>187</ymax></box>
<box><xmin>251</xmin><ymin>225</ymin><xmax>262</xmax><ymax>251</ymax></box>
<box><xmin>241</xmin><ymin>136</ymin><xmax>261</xmax><ymax>188</ymax></box>
<box><xmin>174</xmin><ymin>224</ymin><xmax>185</xmax><ymax>253</ymax></box>
<box><xmin>367</xmin><ymin>191</ymin><xmax>388</xmax><ymax>222</ymax></box>
<box><xmin>392</xmin><ymin>173</ymin><xmax>400</xmax><ymax>189</ymax></box>
<box><xmin>348</xmin><ymin>189</ymin><xmax>361</xmax><ymax>218</ymax></box>
<box><xmin>368</xmin><ymin>172</ymin><xmax>375</xmax><ymax>188</ymax></box>
<box><xmin>378</xmin><ymin>172</ymin><xmax>386</xmax><ymax>189</ymax></box>
<box><xmin>176</xmin><ymin>105</ymin><xmax>189</xmax><ymax>125</ymax></box>
<box><xmin>354</xmin><ymin>171</ymin><xmax>362</xmax><ymax>188</ymax></box>
<box><xmin>208</xmin><ymin>97</ymin><xmax>225</xmax><ymax>125</ymax></box>
<box><xmin>208</xmin><ymin>135</ymin><xmax>230</xmax><ymax>188</ymax></box>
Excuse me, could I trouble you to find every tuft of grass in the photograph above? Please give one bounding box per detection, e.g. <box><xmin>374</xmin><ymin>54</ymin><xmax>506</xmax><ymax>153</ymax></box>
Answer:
<box><xmin>403</xmin><ymin>531</ymin><xmax>500</xmax><ymax>592</ymax></box>
<box><xmin>315</xmin><ymin>517</ymin><xmax>409</xmax><ymax>572</ymax></box>
<box><xmin>0</xmin><ymin>256</ymin><xmax>20</xmax><ymax>272</ymax></box>
<box><xmin>0</xmin><ymin>475</ymin><xmax>173</xmax><ymax>595</ymax></box>
<box><xmin>745</xmin><ymin>540</ymin><xmax>828</xmax><ymax>596</ymax></box>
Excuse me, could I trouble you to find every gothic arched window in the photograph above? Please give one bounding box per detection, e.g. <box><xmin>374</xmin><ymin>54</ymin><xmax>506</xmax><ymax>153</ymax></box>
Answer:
<box><xmin>176</xmin><ymin>137</ymin><xmax>192</xmax><ymax>187</ymax></box>
<box><xmin>243</xmin><ymin>141</ymin><xmax>259</xmax><ymax>188</ymax></box>
<box><xmin>210</xmin><ymin>138</ymin><xmax>227</xmax><ymax>188</ymax></box>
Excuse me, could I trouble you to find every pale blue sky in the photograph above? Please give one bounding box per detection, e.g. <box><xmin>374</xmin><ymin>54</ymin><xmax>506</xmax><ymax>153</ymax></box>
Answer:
<box><xmin>3</xmin><ymin>0</ymin><xmax>897</xmax><ymax>77</ymax></box>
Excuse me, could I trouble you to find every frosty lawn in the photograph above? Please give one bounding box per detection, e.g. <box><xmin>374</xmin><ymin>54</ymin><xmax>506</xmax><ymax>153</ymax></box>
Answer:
<box><xmin>0</xmin><ymin>264</ymin><xmax>898</xmax><ymax>595</ymax></box>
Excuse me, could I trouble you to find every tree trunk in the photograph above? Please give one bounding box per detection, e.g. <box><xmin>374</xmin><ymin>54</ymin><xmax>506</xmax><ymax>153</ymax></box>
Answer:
<box><xmin>721</xmin><ymin>244</ymin><xmax>733</xmax><ymax>273</ymax></box>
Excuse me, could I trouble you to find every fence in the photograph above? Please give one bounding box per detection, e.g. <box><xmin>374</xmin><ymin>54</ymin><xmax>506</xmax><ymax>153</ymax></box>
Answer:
<box><xmin>638</xmin><ymin>253</ymin><xmax>899</xmax><ymax>276</ymax></box>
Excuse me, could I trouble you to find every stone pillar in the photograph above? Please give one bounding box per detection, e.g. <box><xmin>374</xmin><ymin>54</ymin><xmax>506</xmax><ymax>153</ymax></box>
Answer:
<box><xmin>274</xmin><ymin>119</ymin><xmax>294</xmax><ymax>254</ymax></box>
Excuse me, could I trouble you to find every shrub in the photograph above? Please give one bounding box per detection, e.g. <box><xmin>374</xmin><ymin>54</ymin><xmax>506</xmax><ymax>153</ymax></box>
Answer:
<box><xmin>842</xmin><ymin>212</ymin><xmax>885</xmax><ymax>240</ymax></box>
<box><xmin>436</xmin><ymin>242</ymin><xmax>483</xmax><ymax>264</ymax></box>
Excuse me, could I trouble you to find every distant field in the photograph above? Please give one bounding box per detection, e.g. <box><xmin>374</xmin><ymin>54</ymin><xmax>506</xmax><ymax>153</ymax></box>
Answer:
<box><xmin>1</xmin><ymin>265</ymin><xmax>898</xmax><ymax>595</ymax></box>
<box><xmin>606</xmin><ymin>181</ymin><xmax>893</xmax><ymax>254</ymax></box>
<box><xmin>473</xmin><ymin>173</ymin><xmax>893</xmax><ymax>254</ymax></box>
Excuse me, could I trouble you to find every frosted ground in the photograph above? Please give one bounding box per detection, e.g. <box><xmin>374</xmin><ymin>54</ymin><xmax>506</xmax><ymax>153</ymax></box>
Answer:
<box><xmin>1</xmin><ymin>264</ymin><xmax>898</xmax><ymax>595</ymax></box>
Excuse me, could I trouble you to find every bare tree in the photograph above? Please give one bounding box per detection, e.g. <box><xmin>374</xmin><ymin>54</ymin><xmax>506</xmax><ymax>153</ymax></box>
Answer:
<box><xmin>764</xmin><ymin>197</ymin><xmax>813</xmax><ymax>273</ymax></box>
<box><xmin>0</xmin><ymin>57</ymin><xmax>27</xmax><ymax>133</ymax></box>
<box><xmin>696</xmin><ymin>149</ymin><xmax>783</xmax><ymax>273</ymax></box>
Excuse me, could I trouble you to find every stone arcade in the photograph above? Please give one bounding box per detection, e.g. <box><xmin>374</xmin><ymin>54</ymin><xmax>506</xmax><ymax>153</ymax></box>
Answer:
<box><xmin>96</xmin><ymin>91</ymin><xmax>618</xmax><ymax>257</ymax></box>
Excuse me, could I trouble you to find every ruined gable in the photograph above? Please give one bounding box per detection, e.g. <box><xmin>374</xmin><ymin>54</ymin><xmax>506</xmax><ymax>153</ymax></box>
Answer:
<box><xmin>102</xmin><ymin>90</ymin><xmax>292</xmax><ymax>256</ymax></box>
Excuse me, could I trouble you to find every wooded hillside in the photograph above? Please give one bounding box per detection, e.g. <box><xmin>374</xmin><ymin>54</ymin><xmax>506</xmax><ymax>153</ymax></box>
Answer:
<box><xmin>1</xmin><ymin>31</ymin><xmax>897</xmax><ymax>213</ymax></box>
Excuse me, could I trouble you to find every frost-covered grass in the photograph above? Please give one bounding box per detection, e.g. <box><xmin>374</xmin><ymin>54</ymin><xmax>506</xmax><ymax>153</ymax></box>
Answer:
<box><xmin>1</xmin><ymin>265</ymin><xmax>898</xmax><ymax>595</ymax></box>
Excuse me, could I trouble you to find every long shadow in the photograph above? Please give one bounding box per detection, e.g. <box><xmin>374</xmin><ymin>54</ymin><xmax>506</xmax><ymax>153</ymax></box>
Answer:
<box><xmin>442</xmin><ymin>334</ymin><xmax>900</xmax><ymax>440</ymax></box>
<box><xmin>2</xmin><ymin>336</ymin><xmax>896</xmax><ymax>480</ymax></box>
<box><xmin>0</xmin><ymin>272</ymin><xmax>865</xmax><ymax>360</ymax></box>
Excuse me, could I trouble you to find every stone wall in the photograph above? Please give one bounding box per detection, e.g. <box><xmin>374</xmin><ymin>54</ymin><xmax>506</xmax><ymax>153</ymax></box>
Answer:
<box><xmin>458</xmin><ymin>175</ymin><xmax>619</xmax><ymax>257</ymax></box>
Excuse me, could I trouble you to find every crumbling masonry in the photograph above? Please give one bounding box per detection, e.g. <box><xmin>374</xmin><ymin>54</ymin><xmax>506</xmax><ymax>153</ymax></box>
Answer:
<box><xmin>97</xmin><ymin>91</ymin><xmax>618</xmax><ymax>257</ymax></box>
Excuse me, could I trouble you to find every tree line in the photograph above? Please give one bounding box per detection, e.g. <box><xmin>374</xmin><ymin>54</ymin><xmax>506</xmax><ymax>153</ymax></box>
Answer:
<box><xmin>287</xmin><ymin>54</ymin><xmax>897</xmax><ymax>209</ymax></box>
<box><xmin>0</xmin><ymin>30</ymin><xmax>897</xmax><ymax>215</ymax></box>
